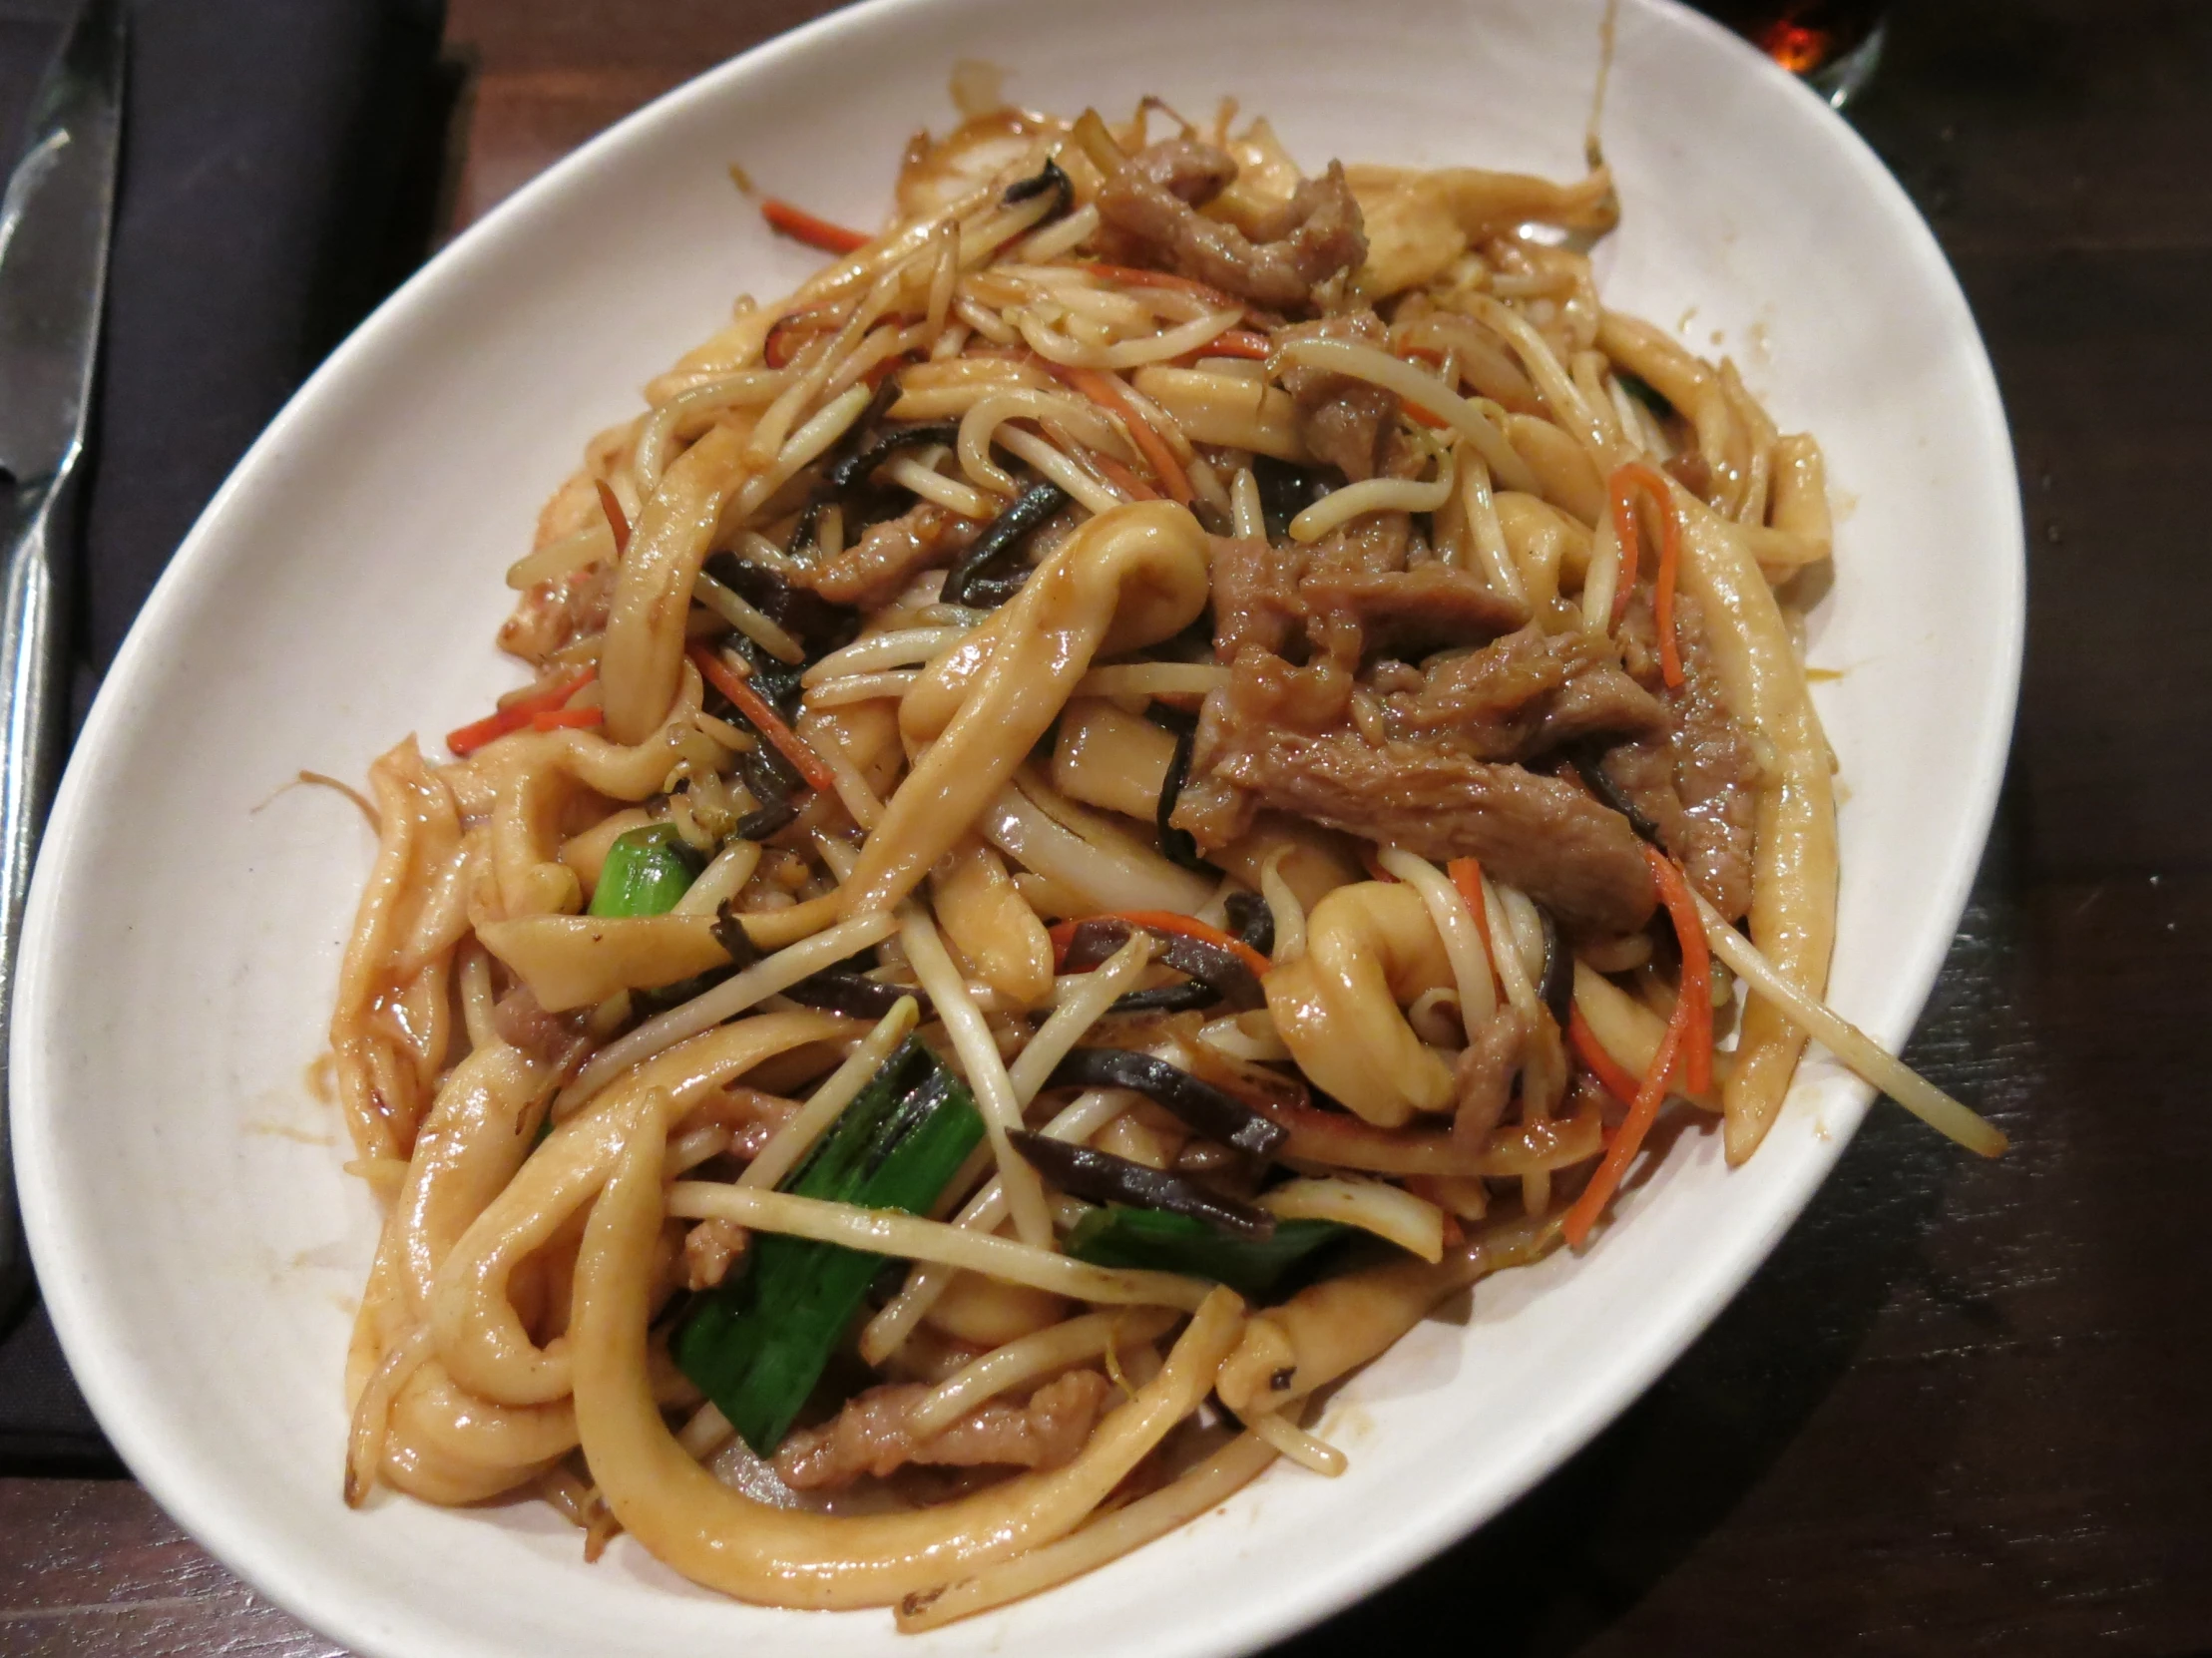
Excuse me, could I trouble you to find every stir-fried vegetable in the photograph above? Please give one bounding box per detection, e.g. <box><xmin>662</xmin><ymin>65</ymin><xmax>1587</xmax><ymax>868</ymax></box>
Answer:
<box><xmin>1057</xmin><ymin>916</ymin><xmax>1260</xmax><ymax>1014</ymax></box>
<box><xmin>1056</xmin><ymin>364</ymin><xmax>1193</xmax><ymax>505</ymax></box>
<box><xmin>1076</xmin><ymin>261</ymin><xmax>1237</xmax><ymax>308</ymax></box>
<box><xmin>702</xmin><ymin>553</ymin><xmax>853</xmax><ymax>657</ymax></box>
<box><xmin>941</xmin><ymin>481</ymin><xmax>1070</xmax><ymax>608</ymax></box>
<box><xmin>673</xmin><ymin>1037</ymin><xmax>986</xmax><ymax>1453</ymax></box>
<box><xmin>1064</xmin><ymin>1207</ymin><xmax>1346</xmax><ymax>1299</ymax></box>
<box><xmin>759</xmin><ymin>196</ymin><xmax>869</xmax><ymax>254</ymax></box>
<box><xmin>690</xmin><ymin>643</ymin><xmax>839</xmax><ymax>794</ymax></box>
<box><xmin>1049</xmin><ymin>911</ymin><xmax>1272</xmax><ymax>982</ymax></box>
<box><xmin>1148</xmin><ymin>712</ymin><xmax>1211</xmax><ymax>873</ymax></box>
<box><xmin>1564</xmin><ymin>741</ymin><xmax>1663</xmax><ymax>844</ymax></box>
<box><xmin>779</xmin><ymin>970</ymin><xmax>920</xmax><ymax>1020</ymax></box>
<box><xmin>444</xmin><ymin>665</ymin><xmax>597</xmax><ymax>757</ymax></box>
<box><xmin>730</xmin><ymin>736</ymin><xmax>804</xmax><ymax>842</ymax></box>
<box><xmin>822</xmin><ymin>420</ymin><xmax>961</xmax><ymax>498</ymax></box>
<box><xmin>1003</xmin><ymin>157</ymin><xmax>1073</xmax><ymax>213</ymax></box>
<box><xmin>1224</xmin><ymin>891</ymin><xmax>1275</xmax><ymax>958</ymax></box>
<box><xmin>1203</xmin><ymin>327</ymin><xmax>1274</xmax><ymax>359</ymax></box>
<box><xmin>1009</xmin><ymin>1130</ymin><xmax>1273</xmax><ymax>1239</ymax></box>
<box><xmin>1607</xmin><ymin>460</ymin><xmax>1684</xmax><ymax>683</ymax></box>
<box><xmin>1044</xmin><ymin>1048</ymin><xmax>1284</xmax><ymax>1160</ymax></box>
<box><xmin>531</xmin><ymin>706</ymin><xmax>603</xmax><ymax>733</ymax></box>
<box><xmin>713</xmin><ymin>924</ymin><xmax>921</xmax><ymax>1020</ymax></box>
<box><xmin>1567</xmin><ymin>1004</ymin><xmax>1643</xmax><ymax>1104</ymax></box>
<box><xmin>1561</xmin><ymin>849</ymin><xmax>1712</xmax><ymax>1249</ymax></box>
<box><xmin>588</xmin><ymin>824</ymin><xmax>705</xmax><ymax>919</ymax></box>
<box><xmin>781</xmin><ymin>378</ymin><xmax>905</xmax><ymax>556</ymax></box>
<box><xmin>1646</xmin><ymin>850</ymin><xmax>1713</xmax><ymax>1094</ymax></box>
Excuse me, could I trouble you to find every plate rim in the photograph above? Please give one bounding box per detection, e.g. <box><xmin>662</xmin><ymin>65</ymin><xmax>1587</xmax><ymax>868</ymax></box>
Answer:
<box><xmin>13</xmin><ymin>0</ymin><xmax>2024</xmax><ymax>1652</ymax></box>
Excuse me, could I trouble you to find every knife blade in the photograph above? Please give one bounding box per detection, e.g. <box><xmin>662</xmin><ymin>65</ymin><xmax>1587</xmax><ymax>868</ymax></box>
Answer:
<box><xmin>0</xmin><ymin>0</ymin><xmax>126</xmax><ymax>1320</ymax></box>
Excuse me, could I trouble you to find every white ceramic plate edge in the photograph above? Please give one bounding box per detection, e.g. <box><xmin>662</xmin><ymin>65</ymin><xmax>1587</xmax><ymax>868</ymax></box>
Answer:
<box><xmin>14</xmin><ymin>2</ymin><xmax>2023</xmax><ymax>1653</ymax></box>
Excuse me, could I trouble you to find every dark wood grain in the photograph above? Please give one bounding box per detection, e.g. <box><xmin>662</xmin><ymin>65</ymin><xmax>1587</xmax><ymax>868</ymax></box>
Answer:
<box><xmin>5</xmin><ymin>1</ymin><xmax>2208</xmax><ymax>1653</ymax></box>
<box><xmin>0</xmin><ymin>1478</ymin><xmax>345</xmax><ymax>1656</ymax></box>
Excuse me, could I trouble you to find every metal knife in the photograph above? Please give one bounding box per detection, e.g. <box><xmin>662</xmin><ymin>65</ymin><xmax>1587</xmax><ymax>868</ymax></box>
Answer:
<box><xmin>0</xmin><ymin>0</ymin><xmax>126</xmax><ymax>1321</ymax></box>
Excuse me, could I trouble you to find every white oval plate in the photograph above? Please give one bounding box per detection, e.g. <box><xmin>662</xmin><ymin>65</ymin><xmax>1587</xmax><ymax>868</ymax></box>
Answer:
<box><xmin>14</xmin><ymin>0</ymin><xmax>2020</xmax><ymax>1653</ymax></box>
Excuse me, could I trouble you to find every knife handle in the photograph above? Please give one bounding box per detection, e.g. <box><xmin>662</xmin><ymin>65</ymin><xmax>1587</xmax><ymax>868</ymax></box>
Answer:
<box><xmin>0</xmin><ymin>472</ymin><xmax>76</xmax><ymax>1322</ymax></box>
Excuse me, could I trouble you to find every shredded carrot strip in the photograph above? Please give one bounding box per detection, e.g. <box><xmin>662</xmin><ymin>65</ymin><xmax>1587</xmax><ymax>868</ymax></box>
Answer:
<box><xmin>1197</xmin><ymin>328</ymin><xmax>1273</xmax><ymax>360</ymax></box>
<box><xmin>1054</xmin><ymin>365</ymin><xmax>1193</xmax><ymax>504</ymax></box>
<box><xmin>1358</xmin><ymin>845</ymin><xmax>1398</xmax><ymax>884</ymax></box>
<box><xmin>1088</xmin><ymin>451</ymin><xmax>1159</xmax><ymax>502</ymax></box>
<box><xmin>1644</xmin><ymin>846</ymin><xmax>1712</xmax><ymax>1095</ymax></box>
<box><xmin>443</xmin><ymin>714</ymin><xmax>516</xmax><ymax>757</ymax></box>
<box><xmin>760</xmin><ymin>197</ymin><xmax>870</xmax><ymax>254</ymax></box>
<box><xmin>1049</xmin><ymin>912</ymin><xmax>1273</xmax><ymax>982</ymax></box>
<box><xmin>445</xmin><ymin>666</ymin><xmax>597</xmax><ymax>757</ymax></box>
<box><xmin>1393</xmin><ymin>345</ymin><xmax>1452</xmax><ymax>428</ymax></box>
<box><xmin>1559</xmin><ymin>847</ymin><xmax>1711</xmax><ymax>1248</ymax></box>
<box><xmin>1079</xmin><ymin>262</ymin><xmax>1238</xmax><ymax>310</ymax></box>
<box><xmin>1561</xmin><ymin>992</ymin><xmax>1686</xmax><ymax>1250</ymax></box>
<box><xmin>531</xmin><ymin>706</ymin><xmax>604</xmax><ymax>733</ymax></box>
<box><xmin>594</xmin><ymin>479</ymin><xmax>631</xmax><ymax>557</ymax></box>
<box><xmin>1444</xmin><ymin>853</ymin><xmax>1501</xmax><ymax>972</ymax></box>
<box><xmin>1607</xmin><ymin>461</ymin><xmax>1683</xmax><ymax>687</ymax></box>
<box><xmin>687</xmin><ymin>643</ymin><xmax>838</xmax><ymax>793</ymax></box>
<box><xmin>1567</xmin><ymin>1005</ymin><xmax>1642</xmax><ymax>1106</ymax></box>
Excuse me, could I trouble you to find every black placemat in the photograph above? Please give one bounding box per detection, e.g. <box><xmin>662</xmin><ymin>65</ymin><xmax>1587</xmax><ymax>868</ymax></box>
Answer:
<box><xmin>0</xmin><ymin>0</ymin><xmax>449</xmax><ymax>1473</ymax></box>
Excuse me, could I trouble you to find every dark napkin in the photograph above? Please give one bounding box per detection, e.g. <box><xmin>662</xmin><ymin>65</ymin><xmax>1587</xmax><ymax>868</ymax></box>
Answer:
<box><xmin>0</xmin><ymin>0</ymin><xmax>449</xmax><ymax>1472</ymax></box>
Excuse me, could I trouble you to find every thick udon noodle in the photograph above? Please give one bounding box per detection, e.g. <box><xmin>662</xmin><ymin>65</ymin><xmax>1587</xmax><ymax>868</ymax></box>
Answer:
<box><xmin>330</xmin><ymin>94</ymin><xmax>2000</xmax><ymax>1622</ymax></box>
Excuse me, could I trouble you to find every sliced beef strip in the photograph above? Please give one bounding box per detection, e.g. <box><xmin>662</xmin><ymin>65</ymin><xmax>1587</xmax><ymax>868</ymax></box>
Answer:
<box><xmin>1126</xmin><ymin>135</ymin><xmax>1237</xmax><ymax>203</ymax></box>
<box><xmin>1209</xmin><ymin>533</ymin><xmax>1308</xmax><ymax>662</ymax></box>
<box><xmin>773</xmin><ymin>1370</ymin><xmax>1110</xmax><ymax>1492</ymax></box>
<box><xmin>491</xmin><ymin>986</ymin><xmax>585</xmax><ymax>1063</ymax></box>
<box><xmin>1244</xmin><ymin>493</ymin><xmax>1521</xmax><ymax>667</ymax></box>
<box><xmin>1097</xmin><ymin>139</ymin><xmax>1367</xmax><ymax>311</ymax></box>
<box><xmin>1303</xmin><ymin>504</ymin><xmax>1412</xmax><ymax>577</ymax></box>
<box><xmin>1385</xmin><ymin>624</ymin><xmax>1665</xmax><ymax>760</ymax></box>
<box><xmin>682</xmin><ymin>1217</ymin><xmax>749</xmax><ymax>1291</ymax></box>
<box><xmin>1214</xmin><ymin>408</ymin><xmax>1516</xmax><ymax>666</ymax></box>
<box><xmin>1165</xmin><ymin>769</ymin><xmax>1258</xmax><ymax>848</ymax></box>
<box><xmin>1453</xmin><ymin>1005</ymin><xmax>1528</xmax><ymax>1145</ymax></box>
<box><xmin>1297</xmin><ymin>560</ymin><xmax>1526</xmax><ymax>662</ymax></box>
<box><xmin>792</xmin><ymin>502</ymin><xmax>980</xmax><ymax>610</ymax></box>
<box><xmin>1170</xmin><ymin>649</ymin><xmax>1357</xmax><ymax>844</ymax></box>
<box><xmin>1275</xmin><ymin>311</ymin><xmax>1399</xmax><ymax>481</ymax></box>
<box><xmin>1600</xmin><ymin>590</ymin><xmax>1760</xmax><ymax>920</ymax></box>
<box><xmin>1191</xmin><ymin>653</ymin><xmax>1656</xmax><ymax>936</ymax></box>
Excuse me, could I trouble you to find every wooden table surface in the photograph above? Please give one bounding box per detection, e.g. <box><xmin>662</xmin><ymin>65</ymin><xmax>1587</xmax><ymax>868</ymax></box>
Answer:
<box><xmin>6</xmin><ymin>0</ymin><xmax>2210</xmax><ymax>1652</ymax></box>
